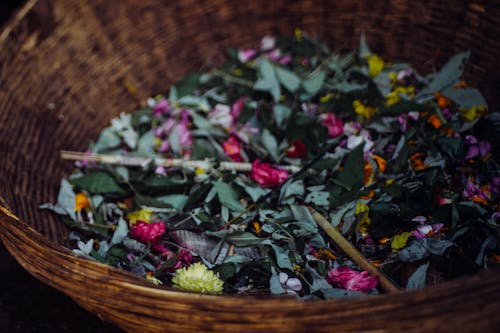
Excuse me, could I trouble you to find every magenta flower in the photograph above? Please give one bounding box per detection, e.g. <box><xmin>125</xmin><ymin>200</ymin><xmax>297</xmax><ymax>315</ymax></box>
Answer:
<box><xmin>412</xmin><ymin>223</ymin><xmax>444</xmax><ymax>239</ymax></box>
<box><xmin>231</xmin><ymin>98</ymin><xmax>245</xmax><ymax>120</ymax></box>
<box><xmin>250</xmin><ymin>160</ymin><xmax>289</xmax><ymax>187</ymax></box>
<box><xmin>321</xmin><ymin>113</ymin><xmax>344</xmax><ymax>137</ymax></box>
<box><xmin>163</xmin><ymin>249</ymin><xmax>194</xmax><ymax>272</ymax></box>
<box><xmin>326</xmin><ymin>266</ymin><xmax>378</xmax><ymax>293</ymax></box>
<box><xmin>130</xmin><ymin>221</ymin><xmax>167</xmax><ymax>253</ymax></box>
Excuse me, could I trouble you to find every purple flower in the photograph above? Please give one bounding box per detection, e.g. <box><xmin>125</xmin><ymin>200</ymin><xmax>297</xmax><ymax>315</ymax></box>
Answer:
<box><xmin>153</xmin><ymin>99</ymin><xmax>170</xmax><ymax>117</ymax></box>
<box><xmin>465</xmin><ymin>135</ymin><xmax>491</xmax><ymax>159</ymax></box>
<box><xmin>489</xmin><ymin>177</ymin><xmax>500</xmax><ymax>194</ymax></box>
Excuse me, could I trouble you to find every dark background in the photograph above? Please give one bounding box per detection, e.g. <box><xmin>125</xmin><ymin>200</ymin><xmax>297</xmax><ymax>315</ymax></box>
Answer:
<box><xmin>0</xmin><ymin>2</ymin><xmax>123</xmax><ymax>332</ymax></box>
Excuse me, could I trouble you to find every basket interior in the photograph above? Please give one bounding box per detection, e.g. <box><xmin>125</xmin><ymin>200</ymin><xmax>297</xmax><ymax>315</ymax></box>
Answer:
<box><xmin>1</xmin><ymin>1</ymin><xmax>500</xmax><ymax>332</ymax></box>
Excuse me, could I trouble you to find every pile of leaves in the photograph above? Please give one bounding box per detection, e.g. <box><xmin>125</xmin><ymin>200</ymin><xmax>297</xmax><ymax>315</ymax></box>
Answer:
<box><xmin>42</xmin><ymin>32</ymin><xmax>500</xmax><ymax>299</ymax></box>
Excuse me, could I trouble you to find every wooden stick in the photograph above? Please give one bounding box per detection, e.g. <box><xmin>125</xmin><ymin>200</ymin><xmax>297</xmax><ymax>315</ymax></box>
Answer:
<box><xmin>307</xmin><ymin>206</ymin><xmax>400</xmax><ymax>294</ymax></box>
<box><xmin>60</xmin><ymin>151</ymin><xmax>301</xmax><ymax>173</ymax></box>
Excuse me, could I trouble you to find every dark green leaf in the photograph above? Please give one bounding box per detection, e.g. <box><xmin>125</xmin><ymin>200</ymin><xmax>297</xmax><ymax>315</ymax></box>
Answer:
<box><xmin>335</xmin><ymin>144</ymin><xmax>365</xmax><ymax>191</ymax></box>
<box><xmin>214</xmin><ymin>180</ymin><xmax>245</xmax><ymax>212</ymax></box>
<box><xmin>71</xmin><ymin>172</ymin><xmax>127</xmax><ymax>195</ymax></box>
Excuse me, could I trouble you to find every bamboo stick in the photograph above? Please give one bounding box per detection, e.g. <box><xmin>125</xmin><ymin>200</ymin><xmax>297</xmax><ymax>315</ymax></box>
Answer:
<box><xmin>60</xmin><ymin>151</ymin><xmax>301</xmax><ymax>173</ymax></box>
<box><xmin>308</xmin><ymin>206</ymin><xmax>400</xmax><ymax>294</ymax></box>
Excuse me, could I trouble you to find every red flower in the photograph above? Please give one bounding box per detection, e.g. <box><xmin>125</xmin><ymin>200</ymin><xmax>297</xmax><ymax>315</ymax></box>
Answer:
<box><xmin>222</xmin><ymin>135</ymin><xmax>243</xmax><ymax>162</ymax></box>
<box><xmin>250</xmin><ymin>160</ymin><xmax>288</xmax><ymax>187</ymax></box>
<box><xmin>129</xmin><ymin>221</ymin><xmax>166</xmax><ymax>244</ymax></box>
<box><xmin>286</xmin><ymin>139</ymin><xmax>307</xmax><ymax>158</ymax></box>
<box><xmin>326</xmin><ymin>266</ymin><xmax>378</xmax><ymax>293</ymax></box>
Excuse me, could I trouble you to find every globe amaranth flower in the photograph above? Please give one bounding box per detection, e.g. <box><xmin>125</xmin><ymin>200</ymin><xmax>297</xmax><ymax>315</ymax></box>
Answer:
<box><xmin>172</xmin><ymin>262</ymin><xmax>224</xmax><ymax>294</ymax></box>
<box><xmin>321</xmin><ymin>113</ymin><xmax>343</xmax><ymax>138</ymax></box>
<box><xmin>222</xmin><ymin>135</ymin><xmax>243</xmax><ymax>162</ymax></box>
<box><xmin>250</xmin><ymin>160</ymin><xmax>289</xmax><ymax>187</ymax></box>
<box><xmin>286</xmin><ymin>139</ymin><xmax>307</xmax><ymax>158</ymax></box>
<box><xmin>129</xmin><ymin>221</ymin><xmax>166</xmax><ymax>253</ymax></box>
<box><xmin>327</xmin><ymin>266</ymin><xmax>378</xmax><ymax>293</ymax></box>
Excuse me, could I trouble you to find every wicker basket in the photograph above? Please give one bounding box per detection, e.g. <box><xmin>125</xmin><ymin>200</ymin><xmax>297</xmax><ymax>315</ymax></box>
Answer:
<box><xmin>1</xmin><ymin>0</ymin><xmax>500</xmax><ymax>332</ymax></box>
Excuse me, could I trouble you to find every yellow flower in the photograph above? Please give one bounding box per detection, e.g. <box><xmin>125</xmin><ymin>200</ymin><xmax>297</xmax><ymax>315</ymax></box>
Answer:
<box><xmin>385</xmin><ymin>86</ymin><xmax>415</xmax><ymax>106</ymax></box>
<box><xmin>353</xmin><ymin>100</ymin><xmax>377</xmax><ymax>119</ymax></box>
<box><xmin>355</xmin><ymin>201</ymin><xmax>371</xmax><ymax>234</ymax></box>
<box><xmin>460</xmin><ymin>105</ymin><xmax>486</xmax><ymax>122</ymax></box>
<box><xmin>172</xmin><ymin>262</ymin><xmax>224</xmax><ymax>294</ymax></box>
<box><xmin>367</xmin><ymin>54</ymin><xmax>384</xmax><ymax>77</ymax></box>
<box><xmin>146</xmin><ymin>271</ymin><xmax>163</xmax><ymax>285</ymax></box>
<box><xmin>75</xmin><ymin>192</ymin><xmax>89</xmax><ymax>211</ymax></box>
<box><xmin>320</xmin><ymin>93</ymin><xmax>334</xmax><ymax>103</ymax></box>
<box><xmin>391</xmin><ymin>232</ymin><xmax>412</xmax><ymax>252</ymax></box>
<box><xmin>126</xmin><ymin>208</ymin><xmax>153</xmax><ymax>225</ymax></box>
<box><xmin>294</xmin><ymin>28</ymin><xmax>303</xmax><ymax>41</ymax></box>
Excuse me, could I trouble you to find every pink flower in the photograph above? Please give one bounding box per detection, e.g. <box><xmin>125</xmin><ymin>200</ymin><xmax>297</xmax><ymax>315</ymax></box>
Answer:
<box><xmin>129</xmin><ymin>221</ymin><xmax>166</xmax><ymax>244</ymax></box>
<box><xmin>222</xmin><ymin>135</ymin><xmax>243</xmax><ymax>162</ymax></box>
<box><xmin>326</xmin><ymin>266</ymin><xmax>378</xmax><ymax>293</ymax></box>
<box><xmin>153</xmin><ymin>99</ymin><xmax>170</xmax><ymax>117</ymax></box>
<box><xmin>238</xmin><ymin>49</ymin><xmax>257</xmax><ymax>63</ymax></box>
<box><xmin>321</xmin><ymin>114</ymin><xmax>344</xmax><ymax>137</ymax></box>
<box><xmin>250</xmin><ymin>160</ymin><xmax>289</xmax><ymax>187</ymax></box>
<box><xmin>286</xmin><ymin>139</ymin><xmax>307</xmax><ymax>158</ymax></box>
<box><xmin>231</xmin><ymin>98</ymin><xmax>245</xmax><ymax>120</ymax></box>
<box><xmin>412</xmin><ymin>223</ymin><xmax>444</xmax><ymax>239</ymax></box>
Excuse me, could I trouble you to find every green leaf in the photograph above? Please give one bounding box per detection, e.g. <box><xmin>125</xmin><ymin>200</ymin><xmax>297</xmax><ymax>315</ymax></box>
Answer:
<box><xmin>111</xmin><ymin>217</ymin><xmax>129</xmax><ymax>245</ymax></box>
<box><xmin>442</xmin><ymin>87</ymin><xmax>487</xmax><ymax>109</ymax></box>
<box><xmin>173</xmin><ymin>73</ymin><xmax>201</xmax><ymax>98</ymax></box>
<box><xmin>225</xmin><ymin>231</ymin><xmax>262</xmax><ymax>247</ymax></box>
<box><xmin>303</xmin><ymin>70</ymin><xmax>326</xmax><ymax>95</ymax></box>
<box><xmin>156</xmin><ymin>194</ymin><xmax>189</xmax><ymax>211</ymax></box>
<box><xmin>57</xmin><ymin>178</ymin><xmax>76</xmax><ymax>221</ymax></box>
<box><xmin>289</xmin><ymin>205</ymin><xmax>316</xmax><ymax>225</ymax></box>
<box><xmin>275</xmin><ymin>65</ymin><xmax>301</xmax><ymax>92</ymax></box>
<box><xmin>406</xmin><ymin>262</ymin><xmax>429</xmax><ymax>289</ymax></box>
<box><xmin>335</xmin><ymin>144</ymin><xmax>365</xmax><ymax>191</ymax></box>
<box><xmin>92</xmin><ymin>127</ymin><xmax>121</xmax><ymax>153</ymax></box>
<box><xmin>305</xmin><ymin>191</ymin><xmax>330</xmax><ymax>206</ymax></box>
<box><xmin>261</xmin><ymin>128</ymin><xmax>279</xmax><ymax>161</ymax></box>
<box><xmin>273</xmin><ymin>104</ymin><xmax>292</xmax><ymax>130</ymax></box>
<box><xmin>137</xmin><ymin>129</ymin><xmax>156</xmax><ymax>157</ymax></box>
<box><xmin>71</xmin><ymin>172</ymin><xmax>127</xmax><ymax>195</ymax></box>
<box><xmin>270</xmin><ymin>267</ymin><xmax>286</xmax><ymax>294</ymax></box>
<box><xmin>279</xmin><ymin>180</ymin><xmax>305</xmax><ymax>204</ymax></box>
<box><xmin>254</xmin><ymin>59</ymin><xmax>281</xmax><ymax>102</ymax></box>
<box><xmin>359</xmin><ymin>33</ymin><xmax>371</xmax><ymax>59</ymax></box>
<box><xmin>178</xmin><ymin>95</ymin><xmax>211</xmax><ymax>111</ymax></box>
<box><xmin>416</xmin><ymin>51</ymin><xmax>470</xmax><ymax>98</ymax></box>
<box><xmin>214</xmin><ymin>180</ymin><xmax>244</xmax><ymax>212</ymax></box>
<box><xmin>235</xmin><ymin>179</ymin><xmax>270</xmax><ymax>202</ymax></box>
<box><xmin>263</xmin><ymin>240</ymin><xmax>293</xmax><ymax>270</ymax></box>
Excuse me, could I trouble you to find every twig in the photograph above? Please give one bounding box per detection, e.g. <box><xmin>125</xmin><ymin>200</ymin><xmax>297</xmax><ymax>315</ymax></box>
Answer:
<box><xmin>61</xmin><ymin>151</ymin><xmax>301</xmax><ymax>173</ymax></box>
<box><xmin>307</xmin><ymin>206</ymin><xmax>400</xmax><ymax>294</ymax></box>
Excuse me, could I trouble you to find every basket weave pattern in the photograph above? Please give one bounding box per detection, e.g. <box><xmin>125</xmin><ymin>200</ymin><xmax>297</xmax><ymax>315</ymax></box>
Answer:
<box><xmin>1</xmin><ymin>0</ymin><xmax>500</xmax><ymax>332</ymax></box>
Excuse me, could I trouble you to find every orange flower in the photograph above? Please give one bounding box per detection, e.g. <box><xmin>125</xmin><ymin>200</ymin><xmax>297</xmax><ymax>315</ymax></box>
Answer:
<box><xmin>75</xmin><ymin>192</ymin><xmax>89</xmax><ymax>211</ymax></box>
<box><xmin>364</xmin><ymin>162</ymin><xmax>374</xmax><ymax>185</ymax></box>
<box><xmin>410</xmin><ymin>152</ymin><xmax>428</xmax><ymax>171</ymax></box>
<box><xmin>434</xmin><ymin>92</ymin><xmax>451</xmax><ymax>109</ymax></box>
<box><xmin>373</xmin><ymin>154</ymin><xmax>387</xmax><ymax>173</ymax></box>
<box><xmin>428</xmin><ymin>114</ymin><xmax>442</xmax><ymax>129</ymax></box>
<box><xmin>359</xmin><ymin>190</ymin><xmax>375</xmax><ymax>200</ymax></box>
<box><xmin>314</xmin><ymin>248</ymin><xmax>337</xmax><ymax>261</ymax></box>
